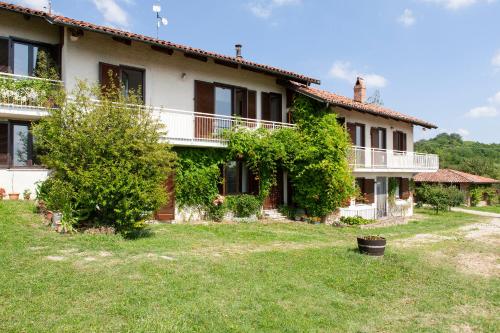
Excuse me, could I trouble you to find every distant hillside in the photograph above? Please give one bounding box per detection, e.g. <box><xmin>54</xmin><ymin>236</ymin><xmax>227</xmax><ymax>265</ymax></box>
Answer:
<box><xmin>415</xmin><ymin>133</ymin><xmax>500</xmax><ymax>180</ymax></box>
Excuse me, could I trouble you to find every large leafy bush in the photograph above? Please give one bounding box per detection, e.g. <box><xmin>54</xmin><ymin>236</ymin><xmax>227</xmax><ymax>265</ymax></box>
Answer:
<box><xmin>33</xmin><ymin>81</ymin><xmax>175</xmax><ymax>232</ymax></box>
<box><xmin>416</xmin><ymin>184</ymin><xmax>465</xmax><ymax>214</ymax></box>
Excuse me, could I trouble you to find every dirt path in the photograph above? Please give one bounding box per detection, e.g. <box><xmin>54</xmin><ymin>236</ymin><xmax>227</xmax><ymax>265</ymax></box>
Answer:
<box><xmin>395</xmin><ymin>217</ymin><xmax>500</xmax><ymax>278</ymax></box>
<box><xmin>451</xmin><ymin>207</ymin><xmax>500</xmax><ymax>218</ymax></box>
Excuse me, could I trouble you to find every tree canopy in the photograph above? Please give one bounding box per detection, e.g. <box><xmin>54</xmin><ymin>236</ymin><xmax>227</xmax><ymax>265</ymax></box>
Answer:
<box><xmin>415</xmin><ymin>133</ymin><xmax>500</xmax><ymax>180</ymax></box>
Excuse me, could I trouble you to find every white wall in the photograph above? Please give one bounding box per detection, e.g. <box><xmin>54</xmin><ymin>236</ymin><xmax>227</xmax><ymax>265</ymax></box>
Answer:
<box><xmin>0</xmin><ymin>11</ymin><xmax>60</xmax><ymax>45</ymax></box>
<box><xmin>332</xmin><ymin>106</ymin><xmax>415</xmax><ymax>152</ymax></box>
<box><xmin>0</xmin><ymin>169</ymin><xmax>49</xmax><ymax>198</ymax></box>
<box><xmin>62</xmin><ymin>28</ymin><xmax>288</xmax><ymax>121</ymax></box>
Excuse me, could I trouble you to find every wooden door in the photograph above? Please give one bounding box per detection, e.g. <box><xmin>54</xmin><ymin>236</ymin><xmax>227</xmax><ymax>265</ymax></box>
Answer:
<box><xmin>155</xmin><ymin>174</ymin><xmax>175</xmax><ymax>221</ymax></box>
<box><xmin>263</xmin><ymin>169</ymin><xmax>284</xmax><ymax>209</ymax></box>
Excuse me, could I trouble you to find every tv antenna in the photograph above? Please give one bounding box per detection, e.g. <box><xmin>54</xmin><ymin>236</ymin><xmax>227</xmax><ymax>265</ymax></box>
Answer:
<box><xmin>44</xmin><ymin>0</ymin><xmax>52</xmax><ymax>15</ymax></box>
<box><xmin>153</xmin><ymin>2</ymin><xmax>168</xmax><ymax>39</ymax></box>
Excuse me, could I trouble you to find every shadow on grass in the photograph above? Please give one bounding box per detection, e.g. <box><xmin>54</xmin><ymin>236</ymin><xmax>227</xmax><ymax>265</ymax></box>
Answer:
<box><xmin>123</xmin><ymin>227</ymin><xmax>155</xmax><ymax>240</ymax></box>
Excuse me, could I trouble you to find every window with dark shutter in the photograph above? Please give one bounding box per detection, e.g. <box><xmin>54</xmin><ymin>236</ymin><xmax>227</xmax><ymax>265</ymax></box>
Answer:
<box><xmin>194</xmin><ymin>80</ymin><xmax>215</xmax><ymax>138</ymax></box>
<box><xmin>401</xmin><ymin>178</ymin><xmax>410</xmax><ymax>199</ymax></box>
<box><xmin>261</xmin><ymin>92</ymin><xmax>271</xmax><ymax>121</ymax></box>
<box><xmin>247</xmin><ymin>90</ymin><xmax>257</xmax><ymax>120</ymax></box>
<box><xmin>269</xmin><ymin>93</ymin><xmax>282</xmax><ymax>122</ymax></box>
<box><xmin>347</xmin><ymin>123</ymin><xmax>356</xmax><ymax>144</ymax></box>
<box><xmin>393</xmin><ymin>131</ymin><xmax>407</xmax><ymax>151</ymax></box>
<box><xmin>371</xmin><ymin>127</ymin><xmax>379</xmax><ymax>149</ymax></box>
<box><xmin>0</xmin><ymin>38</ymin><xmax>9</xmax><ymax>73</ymax></box>
<box><xmin>0</xmin><ymin>123</ymin><xmax>8</xmax><ymax>166</ymax></box>
<box><xmin>364</xmin><ymin>179</ymin><xmax>375</xmax><ymax>204</ymax></box>
<box><xmin>99</xmin><ymin>62</ymin><xmax>120</xmax><ymax>95</ymax></box>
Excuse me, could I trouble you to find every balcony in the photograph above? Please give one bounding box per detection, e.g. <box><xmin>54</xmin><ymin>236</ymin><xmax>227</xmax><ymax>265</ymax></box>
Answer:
<box><xmin>0</xmin><ymin>72</ymin><xmax>62</xmax><ymax>119</ymax></box>
<box><xmin>153</xmin><ymin>107</ymin><xmax>295</xmax><ymax>147</ymax></box>
<box><xmin>349</xmin><ymin>146</ymin><xmax>439</xmax><ymax>172</ymax></box>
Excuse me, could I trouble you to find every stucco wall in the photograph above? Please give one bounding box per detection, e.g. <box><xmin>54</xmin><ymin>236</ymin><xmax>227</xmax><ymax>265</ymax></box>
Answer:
<box><xmin>332</xmin><ymin>106</ymin><xmax>415</xmax><ymax>152</ymax></box>
<box><xmin>0</xmin><ymin>11</ymin><xmax>60</xmax><ymax>45</ymax></box>
<box><xmin>61</xmin><ymin>28</ymin><xmax>288</xmax><ymax>121</ymax></box>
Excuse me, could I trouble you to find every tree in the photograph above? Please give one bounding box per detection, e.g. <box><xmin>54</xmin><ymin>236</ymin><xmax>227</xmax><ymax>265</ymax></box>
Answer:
<box><xmin>33</xmin><ymin>80</ymin><xmax>175</xmax><ymax>232</ymax></box>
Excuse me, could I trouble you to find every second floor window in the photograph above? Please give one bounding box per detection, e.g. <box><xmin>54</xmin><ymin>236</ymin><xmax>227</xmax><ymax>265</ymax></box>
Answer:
<box><xmin>0</xmin><ymin>37</ymin><xmax>58</xmax><ymax>77</ymax></box>
<box><xmin>99</xmin><ymin>62</ymin><xmax>145</xmax><ymax>101</ymax></box>
<box><xmin>347</xmin><ymin>123</ymin><xmax>365</xmax><ymax>147</ymax></box>
<box><xmin>393</xmin><ymin>131</ymin><xmax>407</xmax><ymax>152</ymax></box>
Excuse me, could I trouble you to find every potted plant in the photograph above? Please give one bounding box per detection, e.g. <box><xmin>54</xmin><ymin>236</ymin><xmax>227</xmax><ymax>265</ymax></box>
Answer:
<box><xmin>357</xmin><ymin>236</ymin><xmax>386</xmax><ymax>256</ymax></box>
<box><xmin>23</xmin><ymin>189</ymin><xmax>32</xmax><ymax>201</ymax></box>
<box><xmin>0</xmin><ymin>188</ymin><xmax>5</xmax><ymax>200</ymax></box>
<box><xmin>8</xmin><ymin>174</ymin><xmax>19</xmax><ymax>200</ymax></box>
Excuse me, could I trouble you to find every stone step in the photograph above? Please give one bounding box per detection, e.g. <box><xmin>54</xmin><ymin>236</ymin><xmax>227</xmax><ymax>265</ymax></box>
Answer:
<box><xmin>263</xmin><ymin>209</ymin><xmax>288</xmax><ymax>221</ymax></box>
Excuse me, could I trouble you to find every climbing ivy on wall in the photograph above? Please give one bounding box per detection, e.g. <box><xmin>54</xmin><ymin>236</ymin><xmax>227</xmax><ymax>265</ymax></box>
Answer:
<box><xmin>174</xmin><ymin>94</ymin><xmax>356</xmax><ymax>219</ymax></box>
<box><xmin>174</xmin><ymin>147</ymin><xmax>228</xmax><ymax>211</ymax></box>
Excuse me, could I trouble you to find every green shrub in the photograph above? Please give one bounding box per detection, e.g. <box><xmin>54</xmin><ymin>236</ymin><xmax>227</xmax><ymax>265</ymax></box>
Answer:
<box><xmin>226</xmin><ymin>194</ymin><xmax>261</xmax><ymax>218</ymax></box>
<box><xmin>33</xmin><ymin>80</ymin><xmax>175</xmax><ymax>232</ymax></box>
<box><xmin>470</xmin><ymin>185</ymin><xmax>498</xmax><ymax>206</ymax></box>
<box><xmin>339</xmin><ymin>216</ymin><xmax>373</xmax><ymax>226</ymax></box>
<box><xmin>278</xmin><ymin>205</ymin><xmax>297</xmax><ymax>219</ymax></box>
<box><xmin>416</xmin><ymin>184</ymin><xmax>464</xmax><ymax>214</ymax></box>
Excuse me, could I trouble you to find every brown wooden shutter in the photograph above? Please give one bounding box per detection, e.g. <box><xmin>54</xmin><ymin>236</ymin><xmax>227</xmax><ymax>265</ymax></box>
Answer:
<box><xmin>364</xmin><ymin>179</ymin><xmax>375</xmax><ymax>204</ymax></box>
<box><xmin>155</xmin><ymin>174</ymin><xmax>176</xmax><ymax>221</ymax></box>
<box><xmin>99</xmin><ymin>62</ymin><xmax>120</xmax><ymax>95</ymax></box>
<box><xmin>286</xmin><ymin>88</ymin><xmax>295</xmax><ymax>108</ymax></box>
<box><xmin>0</xmin><ymin>38</ymin><xmax>9</xmax><ymax>73</ymax></box>
<box><xmin>347</xmin><ymin>123</ymin><xmax>356</xmax><ymax>144</ymax></box>
<box><xmin>261</xmin><ymin>92</ymin><xmax>271</xmax><ymax>121</ymax></box>
<box><xmin>247</xmin><ymin>90</ymin><xmax>257</xmax><ymax>122</ymax></box>
<box><xmin>393</xmin><ymin>131</ymin><xmax>399</xmax><ymax>150</ymax></box>
<box><xmin>248</xmin><ymin>169</ymin><xmax>259</xmax><ymax>195</ymax></box>
<box><xmin>194</xmin><ymin>80</ymin><xmax>215</xmax><ymax>139</ymax></box>
<box><xmin>371</xmin><ymin>127</ymin><xmax>379</xmax><ymax>149</ymax></box>
<box><xmin>401</xmin><ymin>178</ymin><xmax>410</xmax><ymax>199</ymax></box>
<box><xmin>402</xmin><ymin>133</ymin><xmax>407</xmax><ymax>152</ymax></box>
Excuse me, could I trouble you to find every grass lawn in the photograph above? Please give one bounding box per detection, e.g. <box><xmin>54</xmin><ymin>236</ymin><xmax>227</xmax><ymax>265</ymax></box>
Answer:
<box><xmin>463</xmin><ymin>205</ymin><xmax>500</xmax><ymax>214</ymax></box>
<box><xmin>0</xmin><ymin>202</ymin><xmax>499</xmax><ymax>332</ymax></box>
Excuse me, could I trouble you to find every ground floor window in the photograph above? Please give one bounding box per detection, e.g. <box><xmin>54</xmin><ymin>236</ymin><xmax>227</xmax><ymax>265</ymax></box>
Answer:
<box><xmin>0</xmin><ymin>121</ymin><xmax>37</xmax><ymax>168</ymax></box>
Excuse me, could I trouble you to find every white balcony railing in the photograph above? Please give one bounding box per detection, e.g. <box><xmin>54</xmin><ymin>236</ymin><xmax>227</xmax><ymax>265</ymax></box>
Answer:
<box><xmin>0</xmin><ymin>72</ymin><xmax>62</xmax><ymax>110</ymax></box>
<box><xmin>349</xmin><ymin>146</ymin><xmax>439</xmax><ymax>171</ymax></box>
<box><xmin>152</xmin><ymin>107</ymin><xmax>295</xmax><ymax>146</ymax></box>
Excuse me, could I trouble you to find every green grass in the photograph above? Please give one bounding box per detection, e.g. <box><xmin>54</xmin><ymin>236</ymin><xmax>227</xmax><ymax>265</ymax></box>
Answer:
<box><xmin>463</xmin><ymin>205</ymin><xmax>500</xmax><ymax>214</ymax></box>
<box><xmin>0</xmin><ymin>202</ymin><xmax>498</xmax><ymax>332</ymax></box>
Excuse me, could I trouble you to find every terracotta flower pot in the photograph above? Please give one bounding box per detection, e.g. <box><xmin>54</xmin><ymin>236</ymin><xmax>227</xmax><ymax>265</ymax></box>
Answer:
<box><xmin>8</xmin><ymin>193</ymin><xmax>20</xmax><ymax>200</ymax></box>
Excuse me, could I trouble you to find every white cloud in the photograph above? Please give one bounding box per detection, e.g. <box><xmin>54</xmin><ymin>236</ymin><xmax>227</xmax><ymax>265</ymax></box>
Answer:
<box><xmin>465</xmin><ymin>91</ymin><xmax>500</xmax><ymax>118</ymax></box>
<box><xmin>421</xmin><ymin>0</ymin><xmax>495</xmax><ymax>10</ymax></box>
<box><xmin>465</xmin><ymin>106</ymin><xmax>498</xmax><ymax>118</ymax></box>
<box><xmin>329</xmin><ymin>61</ymin><xmax>388</xmax><ymax>88</ymax></box>
<box><xmin>488</xmin><ymin>91</ymin><xmax>500</xmax><ymax>105</ymax></box>
<box><xmin>492</xmin><ymin>50</ymin><xmax>500</xmax><ymax>69</ymax></box>
<box><xmin>92</xmin><ymin>0</ymin><xmax>129</xmax><ymax>27</ymax></box>
<box><xmin>247</xmin><ymin>0</ymin><xmax>301</xmax><ymax>19</ymax></box>
<box><xmin>457</xmin><ymin>128</ymin><xmax>470</xmax><ymax>136</ymax></box>
<box><xmin>398</xmin><ymin>9</ymin><xmax>416</xmax><ymax>27</ymax></box>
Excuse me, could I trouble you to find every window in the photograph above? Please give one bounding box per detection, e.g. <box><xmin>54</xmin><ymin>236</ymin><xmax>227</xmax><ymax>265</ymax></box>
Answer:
<box><xmin>393</xmin><ymin>131</ymin><xmax>407</xmax><ymax>152</ymax></box>
<box><xmin>0</xmin><ymin>122</ymin><xmax>37</xmax><ymax>168</ymax></box>
<box><xmin>0</xmin><ymin>123</ymin><xmax>8</xmax><ymax>165</ymax></box>
<box><xmin>269</xmin><ymin>93</ymin><xmax>282</xmax><ymax>122</ymax></box>
<box><xmin>11</xmin><ymin>40</ymin><xmax>56</xmax><ymax>77</ymax></box>
<box><xmin>121</xmin><ymin>66</ymin><xmax>144</xmax><ymax>99</ymax></box>
<box><xmin>99</xmin><ymin>63</ymin><xmax>144</xmax><ymax>101</ymax></box>
<box><xmin>215</xmin><ymin>86</ymin><xmax>233</xmax><ymax>117</ymax></box>
<box><xmin>377</xmin><ymin>128</ymin><xmax>386</xmax><ymax>149</ymax></box>
<box><xmin>224</xmin><ymin>161</ymin><xmax>241</xmax><ymax>195</ymax></box>
<box><xmin>234</xmin><ymin>88</ymin><xmax>247</xmax><ymax>117</ymax></box>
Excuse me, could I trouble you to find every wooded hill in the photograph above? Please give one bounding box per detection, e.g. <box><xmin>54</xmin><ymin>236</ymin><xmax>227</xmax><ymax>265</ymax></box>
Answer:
<box><xmin>415</xmin><ymin>133</ymin><xmax>500</xmax><ymax>180</ymax></box>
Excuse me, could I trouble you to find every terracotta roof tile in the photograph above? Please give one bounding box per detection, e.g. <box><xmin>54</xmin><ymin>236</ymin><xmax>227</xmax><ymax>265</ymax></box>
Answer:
<box><xmin>287</xmin><ymin>81</ymin><xmax>437</xmax><ymax>129</ymax></box>
<box><xmin>414</xmin><ymin>169</ymin><xmax>499</xmax><ymax>184</ymax></box>
<box><xmin>0</xmin><ymin>1</ymin><xmax>320</xmax><ymax>85</ymax></box>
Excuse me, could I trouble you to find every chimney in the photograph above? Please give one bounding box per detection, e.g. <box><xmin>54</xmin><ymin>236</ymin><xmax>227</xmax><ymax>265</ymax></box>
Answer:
<box><xmin>235</xmin><ymin>44</ymin><xmax>242</xmax><ymax>59</ymax></box>
<box><xmin>354</xmin><ymin>77</ymin><xmax>366</xmax><ymax>103</ymax></box>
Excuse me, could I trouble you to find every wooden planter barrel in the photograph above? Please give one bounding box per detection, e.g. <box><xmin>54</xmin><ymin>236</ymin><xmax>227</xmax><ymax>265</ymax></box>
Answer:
<box><xmin>357</xmin><ymin>237</ymin><xmax>386</xmax><ymax>256</ymax></box>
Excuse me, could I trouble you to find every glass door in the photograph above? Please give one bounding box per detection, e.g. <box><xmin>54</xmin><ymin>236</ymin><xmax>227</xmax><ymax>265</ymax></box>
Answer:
<box><xmin>376</xmin><ymin>177</ymin><xmax>387</xmax><ymax>218</ymax></box>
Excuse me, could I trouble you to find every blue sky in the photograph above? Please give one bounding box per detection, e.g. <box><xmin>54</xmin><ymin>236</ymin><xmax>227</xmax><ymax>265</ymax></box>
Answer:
<box><xmin>13</xmin><ymin>0</ymin><xmax>500</xmax><ymax>143</ymax></box>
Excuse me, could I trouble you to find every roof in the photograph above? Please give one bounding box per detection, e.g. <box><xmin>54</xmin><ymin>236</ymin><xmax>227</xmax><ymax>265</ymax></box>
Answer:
<box><xmin>286</xmin><ymin>81</ymin><xmax>437</xmax><ymax>129</ymax></box>
<box><xmin>0</xmin><ymin>1</ymin><xmax>320</xmax><ymax>85</ymax></box>
<box><xmin>414</xmin><ymin>169</ymin><xmax>499</xmax><ymax>184</ymax></box>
